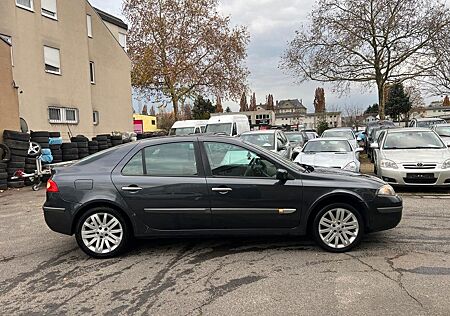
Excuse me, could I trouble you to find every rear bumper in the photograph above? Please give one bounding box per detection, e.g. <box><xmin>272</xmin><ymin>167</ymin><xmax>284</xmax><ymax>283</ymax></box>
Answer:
<box><xmin>43</xmin><ymin>206</ymin><xmax>72</xmax><ymax>235</ymax></box>
<box><xmin>366</xmin><ymin>195</ymin><xmax>403</xmax><ymax>233</ymax></box>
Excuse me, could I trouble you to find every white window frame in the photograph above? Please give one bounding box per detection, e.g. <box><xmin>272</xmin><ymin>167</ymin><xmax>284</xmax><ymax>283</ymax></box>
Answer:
<box><xmin>89</xmin><ymin>61</ymin><xmax>95</xmax><ymax>84</ymax></box>
<box><xmin>0</xmin><ymin>34</ymin><xmax>13</xmax><ymax>66</ymax></box>
<box><xmin>48</xmin><ymin>107</ymin><xmax>78</xmax><ymax>124</ymax></box>
<box><xmin>93</xmin><ymin>111</ymin><xmax>99</xmax><ymax>125</ymax></box>
<box><xmin>41</xmin><ymin>0</ymin><xmax>57</xmax><ymax>20</ymax></box>
<box><xmin>87</xmin><ymin>14</ymin><xmax>93</xmax><ymax>38</ymax></box>
<box><xmin>16</xmin><ymin>0</ymin><xmax>34</xmax><ymax>12</ymax></box>
<box><xmin>44</xmin><ymin>46</ymin><xmax>61</xmax><ymax>75</ymax></box>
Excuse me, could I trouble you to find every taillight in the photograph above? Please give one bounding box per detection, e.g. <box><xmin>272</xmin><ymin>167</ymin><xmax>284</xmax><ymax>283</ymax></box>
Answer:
<box><xmin>47</xmin><ymin>179</ymin><xmax>59</xmax><ymax>193</ymax></box>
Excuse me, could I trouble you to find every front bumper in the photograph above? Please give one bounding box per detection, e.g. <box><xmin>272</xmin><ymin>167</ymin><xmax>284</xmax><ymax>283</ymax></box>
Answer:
<box><xmin>367</xmin><ymin>195</ymin><xmax>403</xmax><ymax>233</ymax></box>
<box><xmin>379</xmin><ymin>167</ymin><xmax>450</xmax><ymax>186</ymax></box>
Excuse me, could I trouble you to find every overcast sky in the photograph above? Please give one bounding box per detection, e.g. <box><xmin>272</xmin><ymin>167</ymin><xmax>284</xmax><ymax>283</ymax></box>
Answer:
<box><xmin>89</xmin><ymin>0</ymin><xmax>435</xmax><ymax>112</ymax></box>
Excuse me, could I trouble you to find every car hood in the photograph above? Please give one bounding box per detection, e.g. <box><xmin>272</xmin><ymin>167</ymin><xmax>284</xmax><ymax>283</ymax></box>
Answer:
<box><xmin>382</xmin><ymin>149</ymin><xmax>450</xmax><ymax>163</ymax></box>
<box><xmin>296</xmin><ymin>152</ymin><xmax>354</xmax><ymax>168</ymax></box>
<box><xmin>306</xmin><ymin>166</ymin><xmax>385</xmax><ymax>187</ymax></box>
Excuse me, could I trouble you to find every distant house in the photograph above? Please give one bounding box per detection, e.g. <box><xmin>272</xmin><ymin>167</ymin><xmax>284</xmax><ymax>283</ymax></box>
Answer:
<box><xmin>410</xmin><ymin>102</ymin><xmax>450</xmax><ymax>120</ymax></box>
<box><xmin>304</xmin><ymin>112</ymin><xmax>342</xmax><ymax>130</ymax></box>
<box><xmin>274</xmin><ymin>99</ymin><xmax>307</xmax><ymax>126</ymax></box>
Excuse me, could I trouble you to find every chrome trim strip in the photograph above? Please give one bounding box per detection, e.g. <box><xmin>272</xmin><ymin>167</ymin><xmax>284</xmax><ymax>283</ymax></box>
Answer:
<box><xmin>43</xmin><ymin>206</ymin><xmax>66</xmax><ymax>212</ymax></box>
<box><xmin>212</xmin><ymin>208</ymin><xmax>297</xmax><ymax>214</ymax></box>
<box><xmin>144</xmin><ymin>208</ymin><xmax>211</xmax><ymax>214</ymax></box>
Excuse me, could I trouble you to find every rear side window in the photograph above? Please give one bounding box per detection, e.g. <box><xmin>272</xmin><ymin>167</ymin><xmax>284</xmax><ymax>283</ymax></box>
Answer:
<box><xmin>122</xmin><ymin>142</ymin><xmax>198</xmax><ymax>176</ymax></box>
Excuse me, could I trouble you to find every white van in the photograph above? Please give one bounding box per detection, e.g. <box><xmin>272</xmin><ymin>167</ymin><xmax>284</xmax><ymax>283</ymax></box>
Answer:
<box><xmin>169</xmin><ymin>120</ymin><xmax>208</xmax><ymax>136</ymax></box>
<box><xmin>206</xmin><ymin>114</ymin><xmax>250</xmax><ymax>136</ymax></box>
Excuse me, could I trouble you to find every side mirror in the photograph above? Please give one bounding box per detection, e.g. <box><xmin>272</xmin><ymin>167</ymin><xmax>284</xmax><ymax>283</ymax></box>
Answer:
<box><xmin>355</xmin><ymin>147</ymin><xmax>364</xmax><ymax>153</ymax></box>
<box><xmin>276</xmin><ymin>169</ymin><xmax>289</xmax><ymax>182</ymax></box>
<box><xmin>370</xmin><ymin>143</ymin><xmax>379</xmax><ymax>149</ymax></box>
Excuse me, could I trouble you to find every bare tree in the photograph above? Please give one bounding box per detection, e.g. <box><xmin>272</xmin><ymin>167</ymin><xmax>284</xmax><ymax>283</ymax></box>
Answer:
<box><xmin>124</xmin><ymin>0</ymin><xmax>250</xmax><ymax>117</ymax></box>
<box><xmin>281</xmin><ymin>0</ymin><xmax>450</xmax><ymax>119</ymax></box>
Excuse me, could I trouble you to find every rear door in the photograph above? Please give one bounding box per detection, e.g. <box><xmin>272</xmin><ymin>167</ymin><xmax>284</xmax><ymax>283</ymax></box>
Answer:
<box><xmin>201</xmin><ymin>141</ymin><xmax>302</xmax><ymax>229</ymax></box>
<box><xmin>112</xmin><ymin>140</ymin><xmax>211</xmax><ymax>230</ymax></box>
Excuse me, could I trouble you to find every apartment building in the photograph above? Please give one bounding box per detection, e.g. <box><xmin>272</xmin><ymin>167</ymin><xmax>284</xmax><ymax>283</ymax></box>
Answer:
<box><xmin>0</xmin><ymin>37</ymin><xmax>20</xmax><ymax>141</ymax></box>
<box><xmin>0</xmin><ymin>0</ymin><xmax>132</xmax><ymax>139</ymax></box>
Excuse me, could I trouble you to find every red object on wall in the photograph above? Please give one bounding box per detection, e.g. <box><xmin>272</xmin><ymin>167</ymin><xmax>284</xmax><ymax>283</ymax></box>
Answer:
<box><xmin>134</xmin><ymin>120</ymin><xmax>143</xmax><ymax>134</ymax></box>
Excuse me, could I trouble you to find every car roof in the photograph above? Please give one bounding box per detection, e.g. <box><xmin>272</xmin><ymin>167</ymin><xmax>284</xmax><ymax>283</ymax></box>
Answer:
<box><xmin>241</xmin><ymin>130</ymin><xmax>277</xmax><ymax>135</ymax></box>
<box><xmin>433</xmin><ymin>123</ymin><xmax>450</xmax><ymax>127</ymax></box>
<box><xmin>307</xmin><ymin>137</ymin><xmax>350</xmax><ymax>142</ymax></box>
<box><xmin>386</xmin><ymin>127</ymin><xmax>434</xmax><ymax>133</ymax></box>
<box><xmin>323</xmin><ymin>127</ymin><xmax>353</xmax><ymax>131</ymax></box>
<box><xmin>414</xmin><ymin>117</ymin><xmax>446</xmax><ymax>122</ymax></box>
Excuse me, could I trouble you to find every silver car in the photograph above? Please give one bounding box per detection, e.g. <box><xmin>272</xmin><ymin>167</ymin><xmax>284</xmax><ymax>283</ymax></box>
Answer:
<box><xmin>372</xmin><ymin>128</ymin><xmax>450</xmax><ymax>186</ymax></box>
<box><xmin>294</xmin><ymin>138</ymin><xmax>363</xmax><ymax>172</ymax></box>
<box><xmin>321</xmin><ymin>128</ymin><xmax>358</xmax><ymax>150</ymax></box>
<box><xmin>432</xmin><ymin>123</ymin><xmax>450</xmax><ymax>147</ymax></box>
<box><xmin>240</xmin><ymin>130</ymin><xmax>292</xmax><ymax>160</ymax></box>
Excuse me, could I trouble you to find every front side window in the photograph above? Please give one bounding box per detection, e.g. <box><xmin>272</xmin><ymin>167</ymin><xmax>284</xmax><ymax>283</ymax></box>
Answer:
<box><xmin>41</xmin><ymin>0</ymin><xmax>57</xmax><ymax>19</ymax></box>
<box><xmin>44</xmin><ymin>46</ymin><xmax>61</xmax><ymax>74</ymax></box>
<box><xmin>16</xmin><ymin>0</ymin><xmax>33</xmax><ymax>11</ymax></box>
<box><xmin>204</xmin><ymin>142</ymin><xmax>278</xmax><ymax>178</ymax></box>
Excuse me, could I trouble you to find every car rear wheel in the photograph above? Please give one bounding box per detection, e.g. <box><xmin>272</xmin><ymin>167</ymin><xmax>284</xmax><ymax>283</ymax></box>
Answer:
<box><xmin>313</xmin><ymin>203</ymin><xmax>363</xmax><ymax>252</ymax></box>
<box><xmin>75</xmin><ymin>207</ymin><xmax>130</xmax><ymax>258</ymax></box>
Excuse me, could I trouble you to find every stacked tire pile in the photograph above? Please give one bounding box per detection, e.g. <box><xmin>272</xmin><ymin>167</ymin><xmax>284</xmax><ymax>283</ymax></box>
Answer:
<box><xmin>0</xmin><ymin>161</ymin><xmax>7</xmax><ymax>191</ymax></box>
<box><xmin>95</xmin><ymin>135</ymin><xmax>109</xmax><ymax>151</ymax></box>
<box><xmin>62</xmin><ymin>143</ymin><xmax>78</xmax><ymax>161</ymax></box>
<box><xmin>30</xmin><ymin>131</ymin><xmax>49</xmax><ymax>151</ymax></box>
<box><xmin>88</xmin><ymin>140</ymin><xmax>99</xmax><ymax>155</ymax></box>
<box><xmin>111</xmin><ymin>135</ymin><xmax>123</xmax><ymax>147</ymax></box>
<box><xmin>49</xmin><ymin>132</ymin><xmax>63</xmax><ymax>163</ymax></box>
<box><xmin>71</xmin><ymin>136</ymin><xmax>89</xmax><ymax>159</ymax></box>
<box><xmin>2</xmin><ymin>130</ymin><xmax>30</xmax><ymax>189</ymax></box>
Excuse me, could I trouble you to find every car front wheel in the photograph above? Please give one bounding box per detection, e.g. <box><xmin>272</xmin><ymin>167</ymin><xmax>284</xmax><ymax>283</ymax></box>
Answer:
<box><xmin>75</xmin><ymin>207</ymin><xmax>130</xmax><ymax>258</ymax></box>
<box><xmin>312</xmin><ymin>203</ymin><xmax>363</xmax><ymax>252</ymax></box>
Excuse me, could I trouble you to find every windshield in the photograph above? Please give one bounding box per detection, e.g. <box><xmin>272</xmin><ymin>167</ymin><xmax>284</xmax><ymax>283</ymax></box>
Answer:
<box><xmin>303</xmin><ymin>140</ymin><xmax>352</xmax><ymax>153</ymax></box>
<box><xmin>206</xmin><ymin>123</ymin><xmax>232</xmax><ymax>134</ymax></box>
<box><xmin>383</xmin><ymin>131</ymin><xmax>445</xmax><ymax>149</ymax></box>
<box><xmin>435</xmin><ymin>126</ymin><xmax>450</xmax><ymax>137</ymax></box>
<box><xmin>169</xmin><ymin>127</ymin><xmax>194</xmax><ymax>136</ymax></box>
<box><xmin>417</xmin><ymin>119</ymin><xmax>446</xmax><ymax>128</ymax></box>
<box><xmin>240</xmin><ymin>133</ymin><xmax>275</xmax><ymax>150</ymax></box>
<box><xmin>286</xmin><ymin>133</ymin><xmax>305</xmax><ymax>144</ymax></box>
<box><xmin>322</xmin><ymin>130</ymin><xmax>354</xmax><ymax>140</ymax></box>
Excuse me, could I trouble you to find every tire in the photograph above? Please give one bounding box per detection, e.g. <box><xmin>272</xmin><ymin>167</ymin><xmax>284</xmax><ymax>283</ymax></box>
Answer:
<box><xmin>88</xmin><ymin>141</ymin><xmax>98</xmax><ymax>146</ymax></box>
<box><xmin>8</xmin><ymin>180</ymin><xmax>25</xmax><ymax>188</ymax></box>
<box><xmin>2</xmin><ymin>130</ymin><xmax>30</xmax><ymax>142</ymax></box>
<box><xmin>50</xmin><ymin>144</ymin><xmax>61</xmax><ymax>150</ymax></box>
<box><xmin>75</xmin><ymin>207</ymin><xmax>130</xmax><ymax>258</ymax></box>
<box><xmin>30</xmin><ymin>136</ymin><xmax>49</xmax><ymax>143</ymax></box>
<box><xmin>10</xmin><ymin>149</ymin><xmax>28</xmax><ymax>157</ymax></box>
<box><xmin>61</xmin><ymin>143</ymin><xmax>77</xmax><ymax>149</ymax></box>
<box><xmin>3</xmin><ymin>139</ymin><xmax>29</xmax><ymax>150</ymax></box>
<box><xmin>10</xmin><ymin>156</ymin><xmax>26</xmax><ymax>163</ymax></box>
<box><xmin>49</xmin><ymin>132</ymin><xmax>61</xmax><ymax>138</ymax></box>
<box><xmin>0</xmin><ymin>162</ymin><xmax>7</xmax><ymax>169</ymax></box>
<box><xmin>25</xmin><ymin>163</ymin><xmax>36</xmax><ymax>170</ymax></box>
<box><xmin>111</xmin><ymin>135</ymin><xmax>122</xmax><ymax>141</ymax></box>
<box><xmin>63</xmin><ymin>154</ymin><xmax>78</xmax><ymax>161</ymax></box>
<box><xmin>7</xmin><ymin>162</ymin><xmax>25</xmax><ymax>169</ymax></box>
<box><xmin>312</xmin><ymin>203</ymin><xmax>364</xmax><ymax>253</ymax></box>
<box><xmin>0</xmin><ymin>144</ymin><xmax>11</xmax><ymax>162</ymax></box>
<box><xmin>62</xmin><ymin>149</ymin><xmax>78</xmax><ymax>155</ymax></box>
<box><xmin>0</xmin><ymin>184</ymin><xmax>7</xmax><ymax>191</ymax></box>
<box><xmin>76</xmin><ymin>143</ymin><xmax>88</xmax><ymax>149</ymax></box>
<box><xmin>0</xmin><ymin>172</ymin><xmax>7</xmax><ymax>180</ymax></box>
<box><xmin>96</xmin><ymin>135</ymin><xmax>108</xmax><ymax>141</ymax></box>
<box><xmin>25</xmin><ymin>157</ymin><xmax>36</xmax><ymax>164</ymax></box>
<box><xmin>30</xmin><ymin>131</ymin><xmax>49</xmax><ymax>138</ymax></box>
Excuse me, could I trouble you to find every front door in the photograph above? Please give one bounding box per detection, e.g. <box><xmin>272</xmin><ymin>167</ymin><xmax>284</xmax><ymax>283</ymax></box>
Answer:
<box><xmin>201</xmin><ymin>141</ymin><xmax>302</xmax><ymax>229</ymax></box>
<box><xmin>112</xmin><ymin>141</ymin><xmax>211</xmax><ymax>230</ymax></box>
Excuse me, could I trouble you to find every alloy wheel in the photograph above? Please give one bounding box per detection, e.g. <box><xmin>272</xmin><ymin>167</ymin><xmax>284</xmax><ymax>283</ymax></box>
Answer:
<box><xmin>318</xmin><ymin>208</ymin><xmax>359</xmax><ymax>249</ymax></box>
<box><xmin>81</xmin><ymin>213</ymin><xmax>123</xmax><ymax>254</ymax></box>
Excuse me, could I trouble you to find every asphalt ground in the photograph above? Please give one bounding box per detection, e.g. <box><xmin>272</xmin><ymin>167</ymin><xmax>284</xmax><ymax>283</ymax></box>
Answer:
<box><xmin>0</xmin><ymin>185</ymin><xmax>449</xmax><ymax>316</ymax></box>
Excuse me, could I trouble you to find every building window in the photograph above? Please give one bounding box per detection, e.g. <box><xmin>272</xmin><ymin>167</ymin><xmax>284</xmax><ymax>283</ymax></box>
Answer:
<box><xmin>0</xmin><ymin>34</ymin><xmax>13</xmax><ymax>66</ymax></box>
<box><xmin>48</xmin><ymin>107</ymin><xmax>78</xmax><ymax>124</ymax></box>
<box><xmin>16</xmin><ymin>0</ymin><xmax>33</xmax><ymax>11</ymax></box>
<box><xmin>41</xmin><ymin>0</ymin><xmax>57</xmax><ymax>19</ymax></box>
<box><xmin>151</xmin><ymin>120</ymin><xmax>156</xmax><ymax>125</ymax></box>
<box><xmin>89</xmin><ymin>61</ymin><xmax>95</xmax><ymax>84</ymax></box>
<box><xmin>44</xmin><ymin>46</ymin><xmax>61</xmax><ymax>74</ymax></box>
<box><xmin>118</xmin><ymin>32</ymin><xmax>127</xmax><ymax>49</ymax></box>
<box><xmin>87</xmin><ymin>15</ymin><xmax>92</xmax><ymax>38</ymax></box>
<box><xmin>93</xmin><ymin>111</ymin><xmax>99</xmax><ymax>125</ymax></box>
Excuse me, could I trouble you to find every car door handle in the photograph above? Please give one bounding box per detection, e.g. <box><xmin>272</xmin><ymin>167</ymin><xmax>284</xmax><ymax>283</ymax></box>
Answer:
<box><xmin>212</xmin><ymin>187</ymin><xmax>232</xmax><ymax>194</ymax></box>
<box><xmin>122</xmin><ymin>186</ymin><xmax>143</xmax><ymax>192</ymax></box>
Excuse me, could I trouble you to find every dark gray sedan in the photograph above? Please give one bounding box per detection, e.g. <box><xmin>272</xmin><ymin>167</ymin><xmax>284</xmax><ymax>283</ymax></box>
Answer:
<box><xmin>43</xmin><ymin>135</ymin><xmax>402</xmax><ymax>258</ymax></box>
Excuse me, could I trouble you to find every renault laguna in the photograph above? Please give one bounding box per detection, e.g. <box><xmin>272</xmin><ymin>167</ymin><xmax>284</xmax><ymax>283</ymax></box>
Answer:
<box><xmin>43</xmin><ymin>135</ymin><xmax>402</xmax><ymax>258</ymax></box>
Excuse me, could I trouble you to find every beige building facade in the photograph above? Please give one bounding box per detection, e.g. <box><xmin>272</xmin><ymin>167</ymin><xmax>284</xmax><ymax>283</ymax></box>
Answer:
<box><xmin>0</xmin><ymin>0</ymin><xmax>132</xmax><ymax>139</ymax></box>
<box><xmin>0</xmin><ymin>37</ymin><xmax>20</xmax><ymax>141</ymax></box>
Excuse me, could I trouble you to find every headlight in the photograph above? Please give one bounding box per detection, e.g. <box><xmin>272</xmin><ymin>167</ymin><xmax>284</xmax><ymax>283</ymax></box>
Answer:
<box><xmin>343</xmin><ymin>161</ymin><xmax>357</xmax><ymax>172</ymax></box>
<box><xmin>377</xmin><ymin>184</ymin><xmax>396</xmax><ymax>196</ymax></box>
<box><xmin>443</xmin><ymin>159</ymin><xmax>450</xmax><ymax>169</ymax></box>
<box><xmin>380</xmin><ymin>159</ymin><xmax>398</xmax><ymax>169</ymax></box>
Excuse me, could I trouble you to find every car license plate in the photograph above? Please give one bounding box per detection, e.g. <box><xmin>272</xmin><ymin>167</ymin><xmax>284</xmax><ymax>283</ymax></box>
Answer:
<box><xmin>406</xmin><ymin>173</ymin><xmax>435</xmax><ymax>179</ymax></box>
